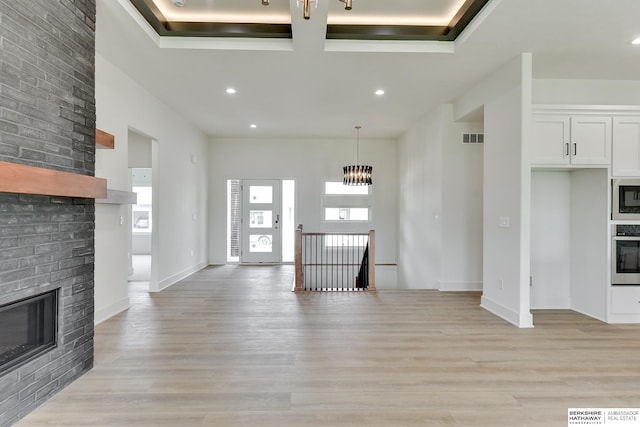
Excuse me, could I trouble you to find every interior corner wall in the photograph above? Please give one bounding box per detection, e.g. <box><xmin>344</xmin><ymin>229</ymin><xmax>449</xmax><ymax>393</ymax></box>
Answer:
<box><xmin>569</xmin><ymin>169</ymin><xmax>608</xmax><ymax>321</ymax></box>
<box><xmin>94</xmin><ymin>52</ymin><xmax>210</xmax><ymax>319</ymax></box>
<box><xmin>397</xmin><ymin>105</ymin><xmax>484</xmax><ymax>291</ymax></box>
<box><xmin>207</xmin><ymin>138</ymin><xmax>398</xmax><ymax>286</ymax></box>
<box><xmin>440</xmin><ymin>106</ymin><xmax>484</xmax><ymax>291</ymax></box>
<box><xmin>454</xmin><ymin>54</ymin><xmax>534</xmax><ymax>328</ymax></box>
<box><xmin>397</xmin><ymin>107</ymin><xmax>444</xmax><ymax>289</ymax></box>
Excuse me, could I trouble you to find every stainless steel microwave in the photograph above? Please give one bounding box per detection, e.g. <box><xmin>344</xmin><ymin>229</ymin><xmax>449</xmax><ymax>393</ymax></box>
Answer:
<box><xmin>613</xmin><ymin>179</ymin><xmax>640</xmax><ymax>221</ymax></box>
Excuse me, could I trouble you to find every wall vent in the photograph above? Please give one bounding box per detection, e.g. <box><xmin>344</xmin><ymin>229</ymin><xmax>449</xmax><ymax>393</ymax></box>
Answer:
<box><xmin>462</xmin><ymin>133</ymin><xmax>484</xmax><ymax>144</ymax></box>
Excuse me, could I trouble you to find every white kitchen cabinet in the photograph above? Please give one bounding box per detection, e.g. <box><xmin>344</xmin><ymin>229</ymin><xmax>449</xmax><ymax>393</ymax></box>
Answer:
<box><xmin>531</xmin><ymin>114</ymin><xmax>611</xmax><ymax>167</ymax></box>
<box><xmin>611</xmin><ymin>286</ymin><xmax>640</xmax><ymax>314</ymax></box>
<box><xmin>532</xmin><ymin>115</ymin><xmax>570</xmax><ymax>165</ymax></box>
<box><xmin>612</xmin><ymin>116</ymin><xmax>640</xmax><ymax>177</ymax></box>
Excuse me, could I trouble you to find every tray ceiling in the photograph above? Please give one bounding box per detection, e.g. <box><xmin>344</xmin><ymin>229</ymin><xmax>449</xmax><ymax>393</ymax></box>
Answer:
<box><xmin>129</xmin><ymin>0</ymin><xmax>490</xmax><ymax>40</ymax></box>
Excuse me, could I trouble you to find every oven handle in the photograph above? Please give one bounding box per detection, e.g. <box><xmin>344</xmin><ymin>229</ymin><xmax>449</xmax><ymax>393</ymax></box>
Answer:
<box><xmin>613</xmin><ymin>236</ymin><xmax>640</xmax><ymax>240</ymax></box>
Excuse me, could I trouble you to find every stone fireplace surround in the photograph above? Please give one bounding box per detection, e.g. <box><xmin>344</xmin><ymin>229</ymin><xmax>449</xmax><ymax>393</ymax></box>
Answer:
<box><xmin>0</xmin><ymin>0</ymin><xmax>97</xmax><ymax>424</ymax></box>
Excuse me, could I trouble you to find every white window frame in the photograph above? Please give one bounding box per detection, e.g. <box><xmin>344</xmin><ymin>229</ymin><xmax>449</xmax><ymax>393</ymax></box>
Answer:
<box><xmin>321</xmin><ymin>179</ymin><xmax>372</xmax><ymax>226</ymax></box>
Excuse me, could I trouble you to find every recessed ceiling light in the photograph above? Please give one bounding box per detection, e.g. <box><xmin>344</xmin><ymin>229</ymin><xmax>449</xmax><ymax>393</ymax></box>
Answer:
<box><xmin>250</xmin><ymin>124</ymin><xmax>257</xmax><ymax>129</ymax></box>
<box><xmin>172</xmin><ymin>0</ymin><xmax>185</xmax><ymax>7</ymax></box>
<box><xmin>633</xmin><ymin>37</ymin><xmax>640</xmax><ymax>45</ymax></box>
<box><xmin>375</xmin><ymin>89</ymin><xmax>385</xmax><ymax>96</ymax></box>
<box><xmin>226</xmin><ymin>88</ymin><xmax>237</xmax><ymax>94</ymax></box>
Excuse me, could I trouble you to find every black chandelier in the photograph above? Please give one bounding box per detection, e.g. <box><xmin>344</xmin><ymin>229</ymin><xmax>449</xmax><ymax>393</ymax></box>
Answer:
<box><xmin>343</xmin><ymin>125</ymin><xmax>372</xmax><ymax>186</ymax></box>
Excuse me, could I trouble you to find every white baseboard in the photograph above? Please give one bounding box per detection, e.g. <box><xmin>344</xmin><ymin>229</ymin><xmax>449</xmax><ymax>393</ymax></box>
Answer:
<box><xmin>570</xmin><ymin>306</ymin><xmax>607</xmax><ymax>323</ymax></box>
<box><xmin>94</xmin><ymin>297</ymin><xmax>130</xmax><ymax>325</ymax></box>
<box><xmin>481</xmin><ymin>295</ymin><xmax>534</xmax><ymax>328</ymax></box>
<box><xmin>530</xmin><ymin>304</ymin><xmax>571</xmax><ymax>310</ymax></box>
<box><xmin>438</xmin><ymin>281</ymin><xmax>482</xmax><ymax>291</ymax></box>
<box><xmin>606</xmin><ymin>313</ymin><xmax>640</xmax><ymax>324</ymax></box>
<box><xmin>149</xmin><ymin>262</ymin><xmax>209</xmax><ymax>292</ymax></box>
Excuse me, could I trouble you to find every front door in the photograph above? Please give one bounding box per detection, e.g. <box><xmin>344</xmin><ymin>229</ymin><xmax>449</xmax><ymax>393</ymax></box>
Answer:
<box><xmin>241</xmin><ymin>180</ymin><xmax>281</xmax><ymax>263</ymax></box>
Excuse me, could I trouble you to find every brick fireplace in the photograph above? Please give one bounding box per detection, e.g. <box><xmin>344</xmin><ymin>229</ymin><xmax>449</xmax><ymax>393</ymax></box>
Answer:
<box><xmin>0</xmin><ymin>0</ymin><xmax>97</xmax><ymax>425</ymax></box>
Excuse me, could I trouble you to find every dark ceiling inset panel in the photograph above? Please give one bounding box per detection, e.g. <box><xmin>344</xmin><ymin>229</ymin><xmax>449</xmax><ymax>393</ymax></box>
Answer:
<box><xmin>129</xmin><ymin>0</ymin><xmax>489</xmax><ymax>41</ymax></box>
<box><xmin>326</xmin><ymin>0</ymin><xmax>491</xmax><ymax>41</ymax></box>
<box><xmin>129</xmin><ymin>0</ymin><xmax>293</xmax><ymax>39</ymax></box>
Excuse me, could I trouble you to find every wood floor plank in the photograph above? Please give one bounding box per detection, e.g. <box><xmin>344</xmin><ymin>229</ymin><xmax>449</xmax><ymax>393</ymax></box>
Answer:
<box><xmin>16</xmin><ymin>265</ymin><xmax>640</xmax><ymax>426</ymax></box>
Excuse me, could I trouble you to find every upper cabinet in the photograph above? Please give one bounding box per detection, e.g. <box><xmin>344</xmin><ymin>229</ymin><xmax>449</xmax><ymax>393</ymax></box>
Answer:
<box><xmin>571</xmin><ymin>116</ymin><xmax>612</xmax><ymax>165</ymax></box>
<box><xmin>531</xmin><ymin>115</ymin><xmax>570</xmax><ymax>166</ymax></box>
<box><xmin>612</xmin><ymin>116</ymin><xmax>640</xmax><ymax>177</ymax></box>
<box><xmin>532</xmin><ymin>113</ymin><xmax>611</xmax><ymax>167</ymax></box>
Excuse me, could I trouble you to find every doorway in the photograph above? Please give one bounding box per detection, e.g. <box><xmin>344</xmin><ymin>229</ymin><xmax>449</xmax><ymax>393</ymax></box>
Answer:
<box><xmin>127</xmin><ymin>129</ymin><xmax>156</xmax><ymax>286</ymax></box>
<box><xmin>227</xmin><ymin>179</ymin><xmax>295</xmax><ymax>264</ymax></box>
<box><xmin>241</xmin><ymin>179</ymin><xmax>281</xmax><ymax>263</ymax></box>
<box><xmin>129</xmin><ymin>168</ymin><xmax>152</xmax><ymax>281</ymax></box>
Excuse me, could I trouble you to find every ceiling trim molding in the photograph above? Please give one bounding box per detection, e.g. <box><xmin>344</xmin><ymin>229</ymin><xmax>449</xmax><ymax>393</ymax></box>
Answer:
<box><xmin>455</xmin><ymin>0</ymin><xmax>503</xmax><ymax>46</ymax></box>
<box><xmin>129</xmin><ymin>0</ymin><xmax>292</xmax><ymax>39</ymax></box>
<box><xmin>158</xmin><ymin>36</ymin><xmax>294</xmax><ymax>51</ymax></box>
<box><xmin>126</xmin><ymin>0</ymin><xmax>491</xmax><ymax>43</ymax></box>
<box><xmin>118</xmin><ymin>0</ymin><xmax>161</xmax><ymax>46</ymax></box>
<box><xmin>326</xmin><ymin>0</ymin><xmax>491</xmax><ymax>41</ymax></box>
<box><xmin>324</xmin><ymin>39</ymin><xmax>455</xmax><ymax>54</ymax></box>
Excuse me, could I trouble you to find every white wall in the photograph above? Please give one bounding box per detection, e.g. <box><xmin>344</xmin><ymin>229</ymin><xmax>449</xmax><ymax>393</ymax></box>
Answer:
<box><xmin>534</xmin><ymin>79</ymin><xmax>640</xmax><ymax>105</ymax></box>
<box><xmin>530</xmin><ymin>171</ymin><xmax>571</xmax><ymax>308</ymax></box>
<box><xmin>397</xmin><ymin>105</ymin><xmax>484</xmax><ymax>290</ymax></box>
<box><xmin>530</xmin><ymin>169</ymin><xmax>609</xmax><ymax>317</ymax></box>
<box><xmin>208</xmin><ymin>137</ymin><xmax>398</xmax><ymax>287</ymax></box>
<box><xmin>454</xmin><ymin>54</ymin><xmax>534</xmax><ymax>328</ymax></box>
<box><xmin>94</xmin><ymin>53</ymin><xmax>210</xmax><ymax>322</ymax></box>
<box><xmin>570</xmin><ymin>169</ymin><xmax>608</xmax><ymax>321</ymax></box>
<box><xmin>440</xmin><ymin>108</ymin><xmax>484</xmax><ymax>291</ymax></box>
<box><xmin>397</xmin><ymin>107</ymin><xmax>444</xmax><ymax>289</ymax></box>
<box><xmin>128</xmin><ymin>131</ymin><xmax>152</xmax><ymax>168</ymax></box>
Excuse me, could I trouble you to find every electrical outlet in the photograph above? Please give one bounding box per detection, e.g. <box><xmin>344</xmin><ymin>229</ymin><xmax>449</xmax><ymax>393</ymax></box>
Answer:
<box><xmin>190</xmin><ymin>250</ymin><xmax>194</xmax><ymax>257</ymax></box>
<box><xmin>499</xmin><ymin>279</ymin><xmax>504</xmax><ymax>290</ymax></box>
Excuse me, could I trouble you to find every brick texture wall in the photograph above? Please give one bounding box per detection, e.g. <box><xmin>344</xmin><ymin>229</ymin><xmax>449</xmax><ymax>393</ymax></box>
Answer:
<box><xmin>0</xmin><ymin>0</ymin><xmax>97</xmax><ymax>425</ymax></box>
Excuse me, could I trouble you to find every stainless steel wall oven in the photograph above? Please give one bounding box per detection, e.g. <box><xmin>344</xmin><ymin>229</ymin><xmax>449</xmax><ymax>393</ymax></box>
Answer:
<box><xmin>612</xmin><ymin>224</ymin><xmax>640</xmax><ymax>285</ymax></box>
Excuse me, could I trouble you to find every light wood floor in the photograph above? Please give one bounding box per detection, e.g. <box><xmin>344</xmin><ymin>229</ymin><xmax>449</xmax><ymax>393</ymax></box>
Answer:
<box><xmin>17</xmin><ymin>265</ymin><xmax>640</xmax><ymax>426</ymax></box>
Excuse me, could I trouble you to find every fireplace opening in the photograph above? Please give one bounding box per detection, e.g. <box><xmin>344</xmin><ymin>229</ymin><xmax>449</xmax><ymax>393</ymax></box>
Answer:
<box><xmin>0</xmin><ymin>290</ymin><xmax>58</xmax><ymax>375</ymax></box>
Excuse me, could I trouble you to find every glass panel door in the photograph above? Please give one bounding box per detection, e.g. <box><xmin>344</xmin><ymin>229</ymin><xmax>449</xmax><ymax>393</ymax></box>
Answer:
<box><xmin>241</xmin><ymin>180</ymin><xmax>281</xmax><ymax>263</ymax></box>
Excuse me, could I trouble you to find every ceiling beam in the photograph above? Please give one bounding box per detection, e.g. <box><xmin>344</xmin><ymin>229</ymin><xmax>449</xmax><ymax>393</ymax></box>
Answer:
<box><xmin>289</xmin><ymin>0</ymin><xmax>329</xmax><ymax>52</ymax></box>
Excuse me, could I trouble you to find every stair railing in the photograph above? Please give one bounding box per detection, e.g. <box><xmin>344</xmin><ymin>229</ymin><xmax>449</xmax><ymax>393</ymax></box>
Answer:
<box><xmin>294</xmin><ymin>225</ymin><xmax>375</xmax><ymax>291</ymax></box>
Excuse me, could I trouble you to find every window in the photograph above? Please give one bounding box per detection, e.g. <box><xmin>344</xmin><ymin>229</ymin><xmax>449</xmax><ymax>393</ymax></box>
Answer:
<box><xmin>325</xmin><ymin>181</ymin><xmax>368</xmax><ymax>195</ymax></box>
<box><xmin>131</xmin><ymin>168</ymin><xmax>152</xmax><ymax>233</ymax></box>
<box><xmin>227</xmin><ymin>180</ymin><xmax>241</xmax><ymax>262</ymax></box>
<box><xmin>322</xmin><ymin>180</ymin><xmax>371</xmax><ymax>223</ymax></box>
<box><xmin>325</xmin><ymin>208</ymin><xmax>369</xmax><ymax>221</ymax></box>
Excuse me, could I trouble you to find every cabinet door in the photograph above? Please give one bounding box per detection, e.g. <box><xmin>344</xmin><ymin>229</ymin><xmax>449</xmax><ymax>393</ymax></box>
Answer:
<box><xmin>570</xmin><ymin>116</ymin><xmax>611</xmax><ymax>165</ymax></box>
<box><xmin>611</xmin><ymin>286</ymin><xmax>640</xmax><ymax>314</ymax></box>
<box><xmin>531</xmin><ymin>115</ymin><xmax>570</xmax><ymax>165</ymax></box>
<box><xmin>612</xmin><ymin>116</ymin><xmax>640</xmax><ymax>177</ymax></box>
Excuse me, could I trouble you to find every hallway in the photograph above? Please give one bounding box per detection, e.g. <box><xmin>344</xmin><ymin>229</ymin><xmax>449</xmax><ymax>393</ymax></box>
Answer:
<box><xmin>18</xmin><ymin>266</ymin><xmax>640</xmax><ymax>426</ymax></box>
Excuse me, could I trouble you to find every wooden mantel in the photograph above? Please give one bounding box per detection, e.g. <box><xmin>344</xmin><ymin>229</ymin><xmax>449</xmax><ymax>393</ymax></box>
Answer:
<box><xmin>96</xmin><ymin>129</ymin><xmax>114</xmax><ymax>149</ymax></box>
<box><xmin>0</xmin><ymin>161</ymin><xmax>107</xmax><ymax>199</ymax></box>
